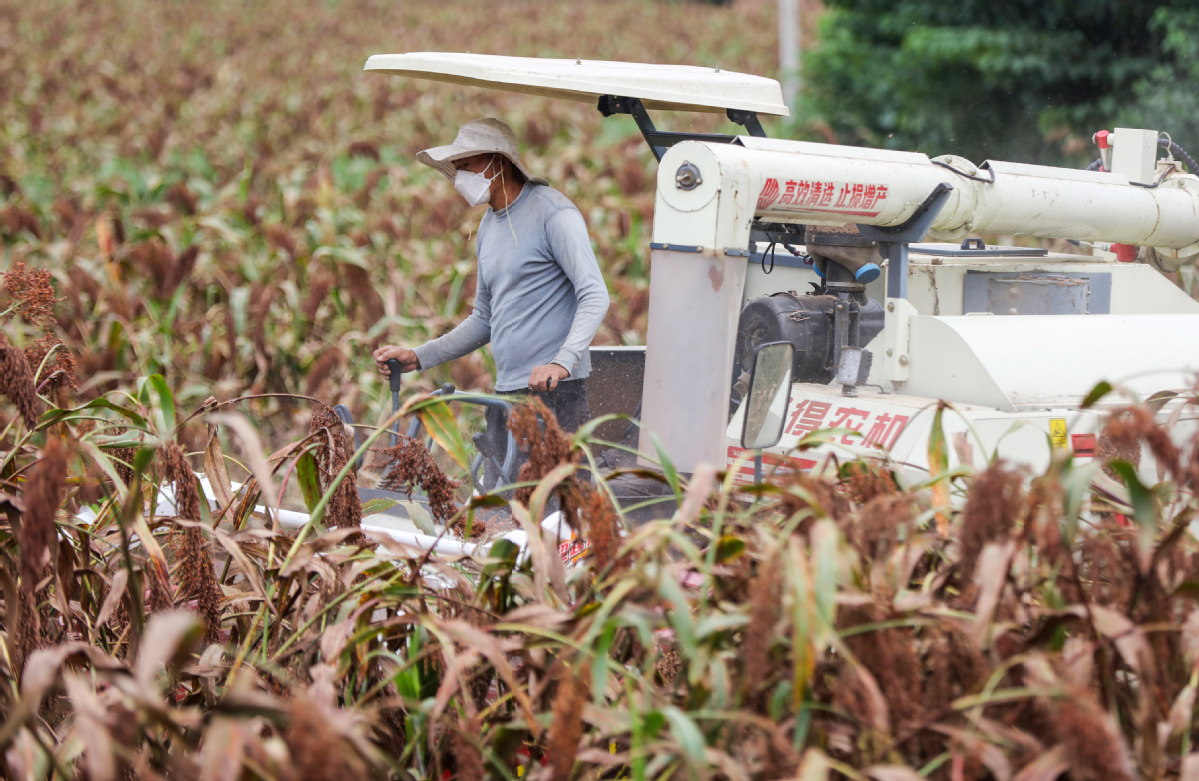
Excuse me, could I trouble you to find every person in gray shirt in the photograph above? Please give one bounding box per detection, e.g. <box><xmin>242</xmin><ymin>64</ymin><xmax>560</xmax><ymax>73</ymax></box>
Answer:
<box><xmin>374</xmin><ymin>118</ymin><xmax>610</xmax><ymax>439</ymax></box>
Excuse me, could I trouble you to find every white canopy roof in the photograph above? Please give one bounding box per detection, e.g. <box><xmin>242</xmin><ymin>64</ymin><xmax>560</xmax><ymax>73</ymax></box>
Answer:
<box><xmin>363</xmin><ymin>52</ymin><xmax>789</xmax><ymax>116</ymax></box>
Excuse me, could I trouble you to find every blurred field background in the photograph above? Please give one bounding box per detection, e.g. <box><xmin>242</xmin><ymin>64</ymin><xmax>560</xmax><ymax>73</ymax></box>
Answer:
<box><xmin>0</xmin><ymin>0</ymin><xmax>799</xmax><ymax>450</ymax></box>
<box><xmin>2</xmin><ymin>0</ymin><xmax>1198</xmax><ymax>449</ymax></box>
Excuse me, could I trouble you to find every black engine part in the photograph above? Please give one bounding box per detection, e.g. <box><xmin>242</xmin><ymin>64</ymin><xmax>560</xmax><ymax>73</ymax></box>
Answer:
<box><xmin>731</xmin><ymin>292</ymin><xmax>883</xmax><ymax>404</ymax></box>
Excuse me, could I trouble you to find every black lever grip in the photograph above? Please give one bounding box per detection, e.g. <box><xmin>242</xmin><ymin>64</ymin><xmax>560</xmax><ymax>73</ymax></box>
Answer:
<box><xmin>386</xmin><ymin>359</ymin><xmax>403</xmax><ymax>392</ymax></box>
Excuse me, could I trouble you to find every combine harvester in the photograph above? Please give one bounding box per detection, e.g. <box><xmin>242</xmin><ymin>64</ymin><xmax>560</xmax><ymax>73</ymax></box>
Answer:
<box><xmin>314</xmin><ymin>52</ymin><xmax>1199</xmax><ymax>550</ymax></box>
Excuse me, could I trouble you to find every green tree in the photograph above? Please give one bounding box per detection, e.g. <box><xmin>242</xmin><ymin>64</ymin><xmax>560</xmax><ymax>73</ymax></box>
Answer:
<box><xmin>804</xmin><ymin>1</ymin><xmax>1199</xmax><ymax>166</ymax></box>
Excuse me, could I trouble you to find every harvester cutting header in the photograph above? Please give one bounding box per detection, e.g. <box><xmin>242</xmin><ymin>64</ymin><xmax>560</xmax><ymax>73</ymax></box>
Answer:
<box><xmin>363</xmin><ymin>52</ymin><xmax>1199</xmax><ymax>502</ymax></box>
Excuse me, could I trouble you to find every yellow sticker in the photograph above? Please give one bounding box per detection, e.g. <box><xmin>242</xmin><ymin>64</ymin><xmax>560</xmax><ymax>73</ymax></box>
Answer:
<box><xmin>1049</xmin><ymin>418</ymin><xmax>1068</xmax><ymax>449</ymax></box>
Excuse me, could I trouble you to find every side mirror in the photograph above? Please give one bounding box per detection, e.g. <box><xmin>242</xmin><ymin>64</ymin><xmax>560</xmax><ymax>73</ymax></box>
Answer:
<box><xmin>740</xmin><ymin>341</ymin><xmax>795</xmax><ymax>450</ymax></box>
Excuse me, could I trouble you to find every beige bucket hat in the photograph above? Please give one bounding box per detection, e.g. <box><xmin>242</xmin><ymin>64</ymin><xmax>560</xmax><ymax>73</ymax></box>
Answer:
<box><xmin>416</xmin><ymin>118</ymin><xmax>548</xmax><ymax>185</ymax></box>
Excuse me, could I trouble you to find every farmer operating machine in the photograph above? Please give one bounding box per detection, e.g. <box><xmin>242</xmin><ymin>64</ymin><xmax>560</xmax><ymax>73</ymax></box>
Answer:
<box><xmin>359</xmin><ymin>52</ymin><xmax>1199</xmax><ymax>524</ymax></box>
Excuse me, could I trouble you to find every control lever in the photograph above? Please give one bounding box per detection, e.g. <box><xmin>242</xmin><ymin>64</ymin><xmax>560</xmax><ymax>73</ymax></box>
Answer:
<box><xmin>386</xmin><ymin>359</ymin><xmax>403</xmax><ymax>447</ymax></box>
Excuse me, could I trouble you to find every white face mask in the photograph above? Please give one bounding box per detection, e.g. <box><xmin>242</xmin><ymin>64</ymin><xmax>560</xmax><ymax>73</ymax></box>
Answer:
<box><xmin>453</xmin><ymin>157</ymin><xmax>499</xmax><ymax>206</ymax></box>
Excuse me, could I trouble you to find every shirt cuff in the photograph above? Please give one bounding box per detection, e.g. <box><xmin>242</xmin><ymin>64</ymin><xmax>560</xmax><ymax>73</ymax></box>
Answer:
<box><xmin>551</xmin><ymin>351</ymin><xmax>578</xmax><ymax>376</ymax></box>
<box><xmin>411</xmin><ymin>344</ymin><xmax>436</xmax><ymax>372</ymax></box>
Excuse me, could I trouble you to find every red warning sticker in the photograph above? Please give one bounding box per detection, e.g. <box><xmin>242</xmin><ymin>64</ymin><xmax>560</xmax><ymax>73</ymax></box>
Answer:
<box><xmin>1071</xmin><ymin>433</ymin><xmax>1096</xmax><ymax>458</ymax></box>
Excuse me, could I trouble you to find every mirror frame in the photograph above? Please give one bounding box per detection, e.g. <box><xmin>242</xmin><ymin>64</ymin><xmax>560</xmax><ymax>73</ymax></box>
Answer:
<box><xmin>739</xmin><ymin>340</ymin><xmax>795</xmax><ymax>451</ymax></box>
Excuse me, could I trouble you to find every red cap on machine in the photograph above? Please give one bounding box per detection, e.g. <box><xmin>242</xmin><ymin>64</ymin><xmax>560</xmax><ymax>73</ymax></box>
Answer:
<box><xmin>1112</xmin><ymin>243</ymin><xmax>1138</xmax><ymax>262</ymax></box>
<box><xmin>1094</xmin><ymin>129</ymin><xmax>1111</xmax><ymax>149</ymax></box>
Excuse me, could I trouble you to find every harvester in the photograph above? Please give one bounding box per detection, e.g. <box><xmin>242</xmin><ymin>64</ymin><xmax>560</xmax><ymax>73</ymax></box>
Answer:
<box><xmin>322</xmin><ymin>52</ymin><xmax>1199</xmax><ymax>550</ymax></box>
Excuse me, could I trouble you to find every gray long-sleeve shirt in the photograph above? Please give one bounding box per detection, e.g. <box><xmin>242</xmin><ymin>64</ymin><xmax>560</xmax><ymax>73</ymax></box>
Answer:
<box><xmin>412</xmin><ymin>183</ymin><xmax>610</xmax><ymax>392</ymax></box>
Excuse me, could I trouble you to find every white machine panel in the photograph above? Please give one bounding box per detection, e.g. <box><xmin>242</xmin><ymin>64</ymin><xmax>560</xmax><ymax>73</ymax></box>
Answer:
<box><xmin>904</xmin><ymin>313</ymin><xmax>1199</xmax><ymax>411</ymax></box>
<box><xmin>726</xmin><ymin>385</ymin><xmax>1198</xmax><ymax>490</ymax></box>
<box><xmin>1110</xmin><ymin>127</ymin><xmax>1160</xmax><ymax>185</ymax></box>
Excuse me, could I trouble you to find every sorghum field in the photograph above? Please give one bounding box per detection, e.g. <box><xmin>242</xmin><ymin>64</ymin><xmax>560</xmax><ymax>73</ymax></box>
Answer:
<box><xmin>3</xmin><ymin>1</ymin><xmax>1199</xmax><ymax>780</ymax></box>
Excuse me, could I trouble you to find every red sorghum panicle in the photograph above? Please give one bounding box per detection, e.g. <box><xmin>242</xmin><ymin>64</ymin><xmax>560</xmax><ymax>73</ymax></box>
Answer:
<box><xmin>958</xmin><ymin>462</ymin><xmax>1025</xmax><ymax>580</ymax></box>
<box><xmin>377</xmin><ymin>435</ymin><xmax>460</xmax><ymax>527</ymax></box>
<box><xmin>16</xmin><ymin>436</ymin><xmax>67</xmax><ymax>670</ymax></box>
<box><xmin>840</xmin><ymin>605</ymin><xmax>923</xmax><ymax>732</ymax></box>
<box><xmin>309</xmin><ymin>405</ymin><xmax>362</xmax><ymax>529</ymax></box>
<box><xmin>655</xmin><ymin>636</ymin><xmax>683</xmax><ymax>687</ymax></box>
<box><xmin>844</xmin><ymin>459</ymin><xmax>898</xmax><ymax>504</ymax></box>
<box><xmin>24</xmin><ymin>334</ymin><xmax>79</xmax><ymax>394</ymax></box>
<box><xmin>301</xmin><ymin>272</ymin><xmax>332</xmax><ymax>323</ymax></box>
<box><xmin>284</xmin><ymin>686</ymin><xmax>366</xmax><ymax>781</ymax></box>
<box><xmin>304</xmin><ymin>347</ymin><xmax>343</xmax><ymax>398</ymax></box>
<box><xmin>19</xmin><ymin>436</ymin><xmax>65</xmax><ymax>590</ymax></box>
<box><xmin>547</xmin><ymin>660</ymin><xmax>588</xmax><ymax>781</ymax></box>
<box><xmin>851</xmin><ymin>493</ymin><xmax>913</xmax><ymax>563</ymax></box>
<box><xmin>762</xmin><ymin>725</ymin><xmax>800</xmax><ymax>779</ymax></box>
<box><xmin>160</xmin><ymin>443</ymin><xmax>223</xmax><ymax>641</ymax></box>
<box><xmin>777</xmin><ymin>470</ymin><xmax>851</xmax><ymax>536</ymax></box>
<box><xmin>2</xmin><ymin>261</ymin><xmax>57</xmax><ymax>325</ymax></box>
<box><xmin>0</xmin><ymin>344</ymin><xmax>40</xmax><ymax>427</ymax></box>
<box><xmin>1041</xmin><ymin>691</ymin><xmax>1136</xmax><ymax>781</ymax></box>
<box><xmin>580</xmin><ymin>485</ymin><xmax>621</xmax><ymax>573</ymax></box>
<box><xmin>1103</xmin><ymin>405</ymin><xmax>1182</xmax><ymax>481</ymax></box>
<box><xmin>742</xmin><ymin>555</ymin><xmax>781</xmax><ymax>708</ymax></box>
<box><xmin>450</xmin><ymin>715</ymin><xmax>485</xmax><ymax>781</ymax></box>
<box><xmin>508</xmin><ymin>398</ymin><xmax>588</xmax><ymax>526</ymax></box>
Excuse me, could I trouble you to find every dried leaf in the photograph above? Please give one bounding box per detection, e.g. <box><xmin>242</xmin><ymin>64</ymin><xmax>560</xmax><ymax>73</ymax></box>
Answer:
<box><xmin>198</xmin><ymin>717</ymin><xmax>246</xmax><ymax>781</ymax></box>
<box><xmin>1012</xmin><ymin>747</ymin><xmax>1069</xmax><ymax>781</ymax></box>
<box><xmin>414</xmin><ymin>398</ymin><xmax>472</xmax><ymax>471</ymax></box>
<box><xmin>212</xmin><ymin>527</ymin><xmax>266</xmax><ymax>600</ymax></box>
<box><xmin>927</xmin><ymin>400</ymin><xmax>950</xmax><ymax>534</ymax></box>
<box><xmin>439</xmin><ymin>619</ymin><xmax>541</xmax><ymax>736</ymax></box>
<box><xmin>208</xmin><ymin>413</ymin><xmax>280</xmax><ymax>515</ymax></box>
<box><xmin>796</xmin><ymin>749</ymin><xmax>830</xmax><ymax>781</ymax></box>
<box><xmin>320</xmin><ymin>619</ymin><xmax>355</xmax><ymax>663</ymax></box>
<box><xmin>203</xmin><ymin>425</ymin><xmax>234</xmax><ymax>511</ymax></box>
<box><xmin>845</xmin><ymin>655</ymin><xmax>892</xmax><ymax>735</ymax></box>
<box><xmin>430</xmin><ymin>647</ymin><xmax>481</xmax><ymax>726</ymax></box>
<box><xmin>867</xmin><ymin>765</ymin><xmax>926</xmax><ymax>781</ymax></box>
<box><xmin>96</xmin><ymin>569</ymin><xmax>128</xmax><ymax>628</ymax></box>
<box><xmin>1087</xmin><ymin>605</ymin><xmax>1153</xmax><ymax>677</ymax></box>
<box><xmin>1161</xmin><ymin>684</ymin><xmax>1197</xmax><ymax>747</ymax></box>
<box><xmin>952</xmin><ymin>430</ymin><xmax>975</xmax><ymax>469</ymax></box>
<box><xmin>64</xmin><ymin>673</ymin><xmax>116</xmax><ymax>781</ymax></box>
<box><xmin>1183</xmin><ymin>753</ymin><xmax>1199</xmax><ymax>781</ymax></box>
<box><xmin>972</xmin><ymin>541</ymin><xmax>1015</xmax><ymax>647</ymax></box>
<box><xmin>677</xmin><ymin>463</ymin><xmax>718</xmax><ymax>526</ymax></box>
<box><xmin>136</xmin><ymin>611</ymin><xmax>204</xmax><ymax>688</ymax></box>
<box><xmin>21</xmin><ymin>644</ymin><xmax>85</xmax><ymax>710</ymax></box>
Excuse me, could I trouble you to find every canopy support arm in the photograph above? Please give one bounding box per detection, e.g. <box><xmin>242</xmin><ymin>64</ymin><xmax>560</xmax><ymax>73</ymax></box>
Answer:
<box><xmin>597</xmin><ymin>95</ymin><xmax>765</xmax><ymax>161</ymax></box>
<box><xmin>726</xmin><ymin>108</ymin><xmax>766</xmax><ymax>137</ymax></box>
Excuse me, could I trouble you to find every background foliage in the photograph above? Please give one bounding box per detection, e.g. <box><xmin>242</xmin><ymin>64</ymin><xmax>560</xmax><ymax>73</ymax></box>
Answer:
<box><xmin>805</xmin><ymin>1</ymin><xmax>1199</xmax><ymax>166</ymax></box>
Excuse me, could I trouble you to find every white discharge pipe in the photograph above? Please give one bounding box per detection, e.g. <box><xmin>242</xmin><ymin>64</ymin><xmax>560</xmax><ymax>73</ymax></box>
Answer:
<box><xmin>660</xmin><ymin>138</ymin><xmax>1199</xmax><ymax>250</ymax></box>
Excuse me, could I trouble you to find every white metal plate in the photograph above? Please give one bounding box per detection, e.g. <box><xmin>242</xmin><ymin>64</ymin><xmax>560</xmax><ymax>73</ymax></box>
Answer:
<box><xmin>364</xmin><ymin>53</ymin><xmax>789</xmax><ymax>116</ymax></box>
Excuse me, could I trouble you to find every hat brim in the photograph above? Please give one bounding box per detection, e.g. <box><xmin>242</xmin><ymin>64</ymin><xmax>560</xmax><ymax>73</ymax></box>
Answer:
<box><xmin>416</xmin><ymin>144</ymin><xmax>548</xmax><ymax>186</ymax></box>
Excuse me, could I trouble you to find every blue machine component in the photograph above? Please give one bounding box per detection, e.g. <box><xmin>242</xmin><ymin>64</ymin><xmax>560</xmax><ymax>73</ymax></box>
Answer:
<box><xmin>855</xmin><ymin>262</ymin><xmax>881</xmax><ymax>283</ymax></box>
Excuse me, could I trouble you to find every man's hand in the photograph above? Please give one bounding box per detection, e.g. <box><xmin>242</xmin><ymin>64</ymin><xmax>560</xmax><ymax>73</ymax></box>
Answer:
<box><xmin>373</xmin><ymin>345</ymin><xmax>420</xmax><ymax>376</ymax></box>
<box><xmin>528</xmin><ymin>363</ymin><xmax>569</xmax><ymax>392</ymax></box>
